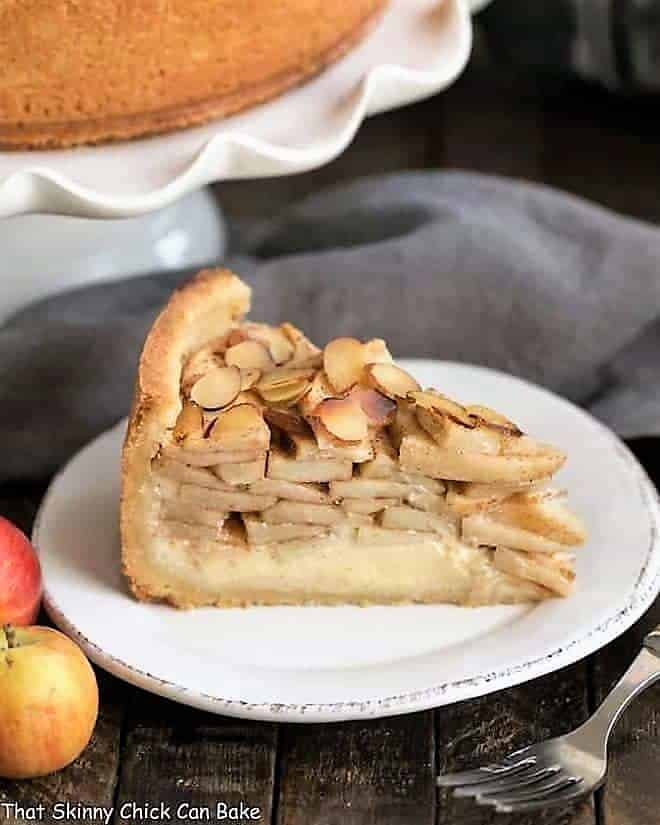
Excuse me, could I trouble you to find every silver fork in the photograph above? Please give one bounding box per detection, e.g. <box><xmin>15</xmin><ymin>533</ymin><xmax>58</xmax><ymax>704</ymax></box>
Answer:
<box><xmin>438</xmin><ymin>624</ymin><xmax>660</xmax><ymax>814</ymax></box>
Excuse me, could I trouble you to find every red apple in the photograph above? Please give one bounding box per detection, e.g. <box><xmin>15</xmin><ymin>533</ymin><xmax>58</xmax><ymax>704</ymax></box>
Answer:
<box><xmin>0</xmin><ymin>625</ymin><xmax>99</xmax><ymax>779</ymax></box>
<box><xmin>0</xmin><ymin>516</ymin><xmax>42</xmax><ymax>625</ymax></box>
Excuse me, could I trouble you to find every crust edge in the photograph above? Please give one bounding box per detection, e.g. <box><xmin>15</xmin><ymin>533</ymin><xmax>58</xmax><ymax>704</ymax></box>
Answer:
<box><xmin>120</xmin><ymin>269</ymin><xmax>251</xmax><ymax>604</ymax></box>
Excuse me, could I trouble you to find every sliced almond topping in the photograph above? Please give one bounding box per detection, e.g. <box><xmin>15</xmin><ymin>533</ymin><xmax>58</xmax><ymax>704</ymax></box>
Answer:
<box><xmin>362</xmin><ymin>338</ymin><xmax>393</xmax><ymax>365</ymax></box>
<box><xmin>225</xmin><ymin>339</ymin><xmax>274</xmax><ymax>372</ymax></box>
<box><xmin>243</xmin><ymin>323</ymin><xmax>295</xmax><ymax>365</ymax></box>
<box><xmin>226</xmin><ymin>328</ymin><xmax>248</xmax><ymax>348</ymax></box>
<box><xmin>314</xmin><ymin>397</ymin><xmax>368</xmax><ymax>443</ymax></box>
<box><xmin>240</xmin><ymin>368</ymin><xmax>262</xmax><ymax>391</ymax></box>
<box><xmin>323</xmin><ymin>337</ymin><xmax>366</xmax><ymax>393</ymax></box>
<box><xmin>181</xmin><ymin>342</ymin><xmax>225</xmax><ymax>393</ymax></box>
<box><xmin>263</xmin><ymin>406</ymin><xmax>311</xmax><ymax>436</ymax></box>
<box><xmin>347</xmin><ymin>387</ymin><xmax>397</xmax><ymax>428</ymax></box>
<box><xmin>189</xmin><ymin>366</ymin><xmax>242</xmax><ymax>411</ymax></box>
<box><xmin>206</xmin><ymin>404</ymin><xmax>270</xmax><ymax>452</ymax></box>
<box><xmin>364</xmin><ymin>363</ymin><xmax>421</xmax><ymax>400</ymax></box>
<box><xmin>256</xmin><ymin>366</ymin><xmax>316</xmax><ymax>406</ymax></box>
<box><xmin>281</xmin><ymin>322</ymin><xmax>322</xmax><ymax>365</ymax></box>
<box><xmin>173</xmin><ymin>401</ymin><xmax>204</xmax><ymax>442</ymax></box>
<box><xmin>257</xmin><ymin>366</ymin><xmax>316</xmax><ymax>392</ymax></box>
<box><xmin>298</xmin><ymin>370</ymin><xmax>335</xmax><ymax>417</ymax></box>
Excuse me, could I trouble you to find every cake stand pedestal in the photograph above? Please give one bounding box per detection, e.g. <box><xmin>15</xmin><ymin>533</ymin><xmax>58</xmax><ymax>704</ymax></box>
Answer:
<box><xmin>0</xmin><ymin>0</ymin><xmax>477</xmax><ymax>321</ymax></box>
<box><xmin>0</xmin><ymin>188</ymin><xmax>224</xmax><ymax>324</ymax></box>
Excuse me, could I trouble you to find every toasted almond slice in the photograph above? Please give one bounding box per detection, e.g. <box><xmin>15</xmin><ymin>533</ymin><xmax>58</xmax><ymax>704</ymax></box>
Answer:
<box><xmin>314</xmin><ymin>397</ymin><xmax>368</xmax><ymax>443</ymax></box>
<box><xmin>256</xmin><ymin>366</ymin><xmax>316</xmax><ymax>406</ymax></box>
<box><xmin>207</xmin><ymin>404</ymin><xmax>270</xmax><ymax>452</ymax></box>
<box><xmin>225</xmin><ymin>339</ymin><xmax>274</xmax><ymax>371</ymax></box>
<box><xmin>362</xmin><ymin>338</ymin><xmax>393</xmax><ymax>365</ymax></box>
<box><xmin>173</xmin><ymin>402</ymin><xmax>204</xmax><ymax>442</ymax></box>
<box><xmin>364</xmin><ymin>363</ymin><xmax>421</xmax><ymax>400</ymax></box>
<box><xmin>181</xmin><ymin>341</ymin><xmax>225</xmax><ymax>392</ymax></box>
<box><xmin>281</xmin><ymin>322</ymin><xmax>322</xmax><ymax>365</ymax></box>
<box><xmin>323</xmin><ymin>337</ymin><xmax>365</xmax><ymax>393</ymax></box>
<box><xmin>240</xmin><ymin>368</ymin><xmax>262</xmax><ymax>391</ymax></box>
<box><xmin>298</xmin><ymin>370</ymin><xmax>336</xmax><ymax>417</ymax></box>
<box><xmin>258</xmin><ymin>380</ymin><xmax>312</xmax><ymax>407</ymax></box>
<box><xmin>347</xmin><ymin>387</ymin><xmax>397</xmax><ymax>428</ymax></box>
<box><xmin>226</xmin><ymin>328</ymin><xmax>248</xmax><ymax>348</ymax></box>
<box><xmin>190</xmin><ymin>366</ymin><xmax>242</xmax><ymax>411</ymax></box>
<box><xmin>249</xmin><ymin>478</ymin><xmax>330</xmax><ymax>504</ymax></box>
<box><xmin>261</xmin><ymin>501</ymin><xmax>346</xmax><ymax>526</ymax></box>
<box><xmin>341</xmin><ymin>497</ymin><xmax>399</xmax><ymax>515</ymax></box>
<box><xmin>263</xmin><ymin>406</ymin><xmax>311</xmax><ymax>436</ymax></box>
<box><xmin>243</xmin><ymin>322</ymin><xmax>295</xmax><ymax>365</ymax></box>
<box><xmin>258</xmin><ymin>366</ymin><xmax>317</xmax><ymax>391</ymax></box>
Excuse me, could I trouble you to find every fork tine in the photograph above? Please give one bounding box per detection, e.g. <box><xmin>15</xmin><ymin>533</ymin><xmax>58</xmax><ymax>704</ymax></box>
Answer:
<box><xmin>480</xmin><ymin>773</ymin><xmax>581</xmax><ymax>806</ymax></box>
<box><xmin>454</xmin><ymin>765</ymin><xmax>560</xmax><ymax>798</ymax></box>
<box><xmin>437</xmin><ymin>756</ymin><xmax>536</xmax><ymax>788</ymax></box>
<box><xmin>494</xmin><ymin>779</ymin><xmax>587</xmax><ymax>813</ymax></box>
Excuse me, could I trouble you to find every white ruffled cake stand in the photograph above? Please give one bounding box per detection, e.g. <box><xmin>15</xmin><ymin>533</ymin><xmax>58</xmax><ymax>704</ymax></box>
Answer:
<box><xmin>0</xmin><ymin>0</ymin><xmax>477</xmax><ymax>320</ymax></box>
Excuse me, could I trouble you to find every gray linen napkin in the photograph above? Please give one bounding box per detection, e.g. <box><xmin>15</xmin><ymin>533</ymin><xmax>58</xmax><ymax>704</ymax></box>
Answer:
<box><xmin>2</xmin><ymin>171</ymin><xmax>659</xmax><ymax>481</ymax></box>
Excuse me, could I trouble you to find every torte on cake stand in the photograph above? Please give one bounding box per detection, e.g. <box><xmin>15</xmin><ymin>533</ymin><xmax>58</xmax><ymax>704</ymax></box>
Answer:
<box><xmin>0</xmin><ymin>0</ymin><xmax>476</xmax><ymax>321</ymax></box>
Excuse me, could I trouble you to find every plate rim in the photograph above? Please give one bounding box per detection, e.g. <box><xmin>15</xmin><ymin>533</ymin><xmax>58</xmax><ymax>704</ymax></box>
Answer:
<box><xmin>34</xmin><ymin>361</ymin><xmax>660</xmax><ymax>722</ymax></box>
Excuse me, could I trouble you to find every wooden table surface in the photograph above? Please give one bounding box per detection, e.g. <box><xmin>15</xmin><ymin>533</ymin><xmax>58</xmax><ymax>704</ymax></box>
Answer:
<box><xmin>2</xmin><ymin>28</ymin><xmax>660</xmax><ymax>825</ymax></box>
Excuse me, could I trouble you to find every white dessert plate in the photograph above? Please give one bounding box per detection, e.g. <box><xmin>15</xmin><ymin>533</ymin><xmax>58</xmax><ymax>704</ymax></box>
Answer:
<box><xmin>34</xmin><ymin>361</ymin><xmax>660</xmax><ymax>723</ymax></box>
<box><xmin>0</xmin><ymin>0</ymin><xmax>473</xmax><ymax>218</ymax></box>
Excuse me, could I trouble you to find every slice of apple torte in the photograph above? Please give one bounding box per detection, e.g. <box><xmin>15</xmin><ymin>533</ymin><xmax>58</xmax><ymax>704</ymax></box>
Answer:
<box><xmin>121</xmin><ymin>269</ymin><xmax>586</xmax><ymax>608</ymax></box>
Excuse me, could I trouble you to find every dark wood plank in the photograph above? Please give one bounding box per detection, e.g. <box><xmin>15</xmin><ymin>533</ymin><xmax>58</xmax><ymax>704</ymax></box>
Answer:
<box><xmin>591</xmin><ymin>598</ymin><xmax>660</xmax><ymax>825</ymax></box>
<box><xmin>276</xmin><ymin>712</ymin><xmax>435</xmax><ymax>825</ymax></box>
<box><xmin>436</xmin><ymin>663</ymin><xmax>595</xmax><ymax>825</ymax></box>
<box><xmin>113</xmin><ymin>691</ymin><xmax>277</xmax><ymax>824</ymax></box>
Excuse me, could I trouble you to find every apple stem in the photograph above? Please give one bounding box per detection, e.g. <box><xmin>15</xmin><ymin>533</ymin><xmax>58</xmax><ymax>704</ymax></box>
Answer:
<box><xmin>2</xmin><ymin>625</ymin><xmax>17</xmax><ymax>649</ymax></box>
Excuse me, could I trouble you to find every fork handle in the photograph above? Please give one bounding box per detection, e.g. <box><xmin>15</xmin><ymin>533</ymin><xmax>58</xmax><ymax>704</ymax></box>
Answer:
<box><xmin>576</xmin><ymin>624</ymin><xmax>660</xmax><ymax>751</ymax></box>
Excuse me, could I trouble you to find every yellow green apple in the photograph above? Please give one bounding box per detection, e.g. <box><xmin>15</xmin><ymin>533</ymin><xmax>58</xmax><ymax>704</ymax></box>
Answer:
<box><xmin>0</xmin><ymin>625</ymin><xmax>99</xmax><ymax>779</ymax></box>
